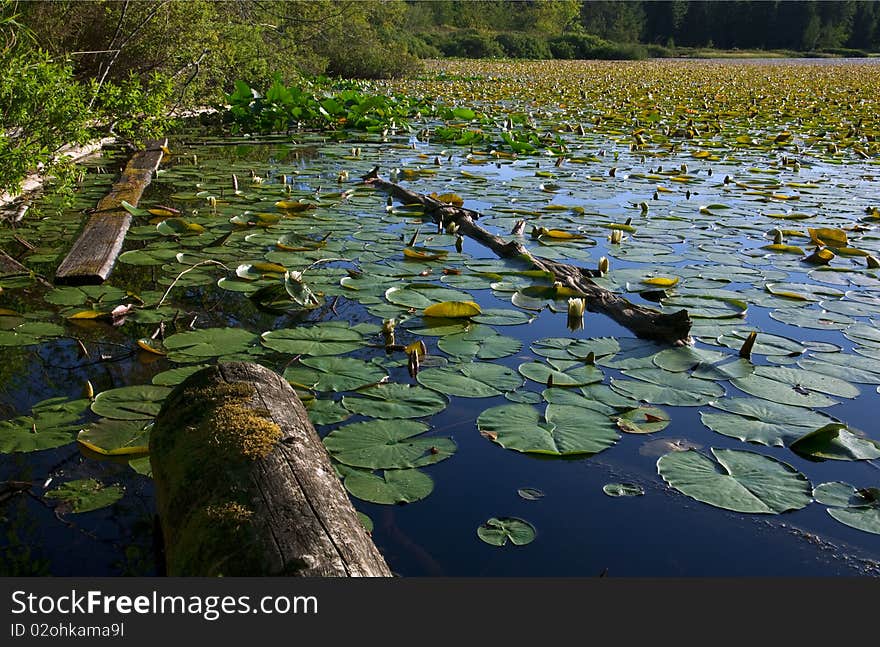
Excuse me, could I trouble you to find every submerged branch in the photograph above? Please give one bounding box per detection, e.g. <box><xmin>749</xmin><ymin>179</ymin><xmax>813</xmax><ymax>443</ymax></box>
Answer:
<box><xmin>362</xmin><ymin>167</ymin><xmax>692</xmax><ymax>346</ymax></box>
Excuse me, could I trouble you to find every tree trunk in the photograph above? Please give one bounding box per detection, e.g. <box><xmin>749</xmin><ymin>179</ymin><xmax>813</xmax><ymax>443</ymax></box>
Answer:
<box><xmin>362</xmin><ymin>169</ymin><xmax>692</xmax><ymax>346</ymax></box>
<box><xmin>149</xmin><ymin>361</ymin><xmax>392</xmax><ymax>577</ymax></box>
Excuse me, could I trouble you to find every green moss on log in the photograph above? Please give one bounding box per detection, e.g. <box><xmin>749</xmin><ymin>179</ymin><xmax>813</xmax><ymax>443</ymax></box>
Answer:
<box><xmin>150</xmin><ymin>371</ymin><xmax>283</xmax><ymax>576</ymax></box>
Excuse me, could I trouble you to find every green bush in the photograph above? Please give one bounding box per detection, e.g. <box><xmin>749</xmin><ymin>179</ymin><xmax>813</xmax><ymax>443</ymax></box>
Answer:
<box><xmin>548</xmin><ymin>34</ymin><xmax>647</xmax><ymax>60</ymax></box>
<box><xmin>496</xmin><ymin>32</ymin><xmax>553</xmax><ymax>59</ymax></box>
<box><xmin>436</xmin><ymin>30</ymin><xmax>506</xmax><ymax>58</ymax></box>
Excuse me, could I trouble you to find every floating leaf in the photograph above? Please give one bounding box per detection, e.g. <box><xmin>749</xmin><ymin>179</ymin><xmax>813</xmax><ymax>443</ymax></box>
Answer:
<box><xmin>790</xmin><ymin>424</ymin><xmax>880</xmax><ymax>461</ymax></box>
<box><xmin>90</xmin><ymin>385</ymin><xmax>171</xmax><ymax>420</ymax></box>
<box><xmin>616</xmin><ymin>406</ymin><xmax>670</xmax><ymax>434</ymax></box>
<box><xmin>603</xmin><ymin>483</ymin><xmax>645</xmax><ymax>497</ymax></box>
<box><xmin>477</xmin><ymin>517</ymin><xmax>536</xmax><ymax>547</ymax></box>
<box><xmin>45</xmin><ymin>479</ymin><xmax>124</xmax><ymax>514</ymax></box>
<box><xmin>517</xmin><ymin>487</ymin><xmax>545</xmax><ymax>500</ymax></box>
<box><xmin>343</xmin><ymin>468</ymin><xmax>433</xmax><ymax>505</ymax></box>
<box><xmin>305</xmin><ymin>398</ymin><xmax>351</xmax><ymax>426</ymax></box>
<box><xmin>283</xmin><ymin>356</ymin><xmax>386</xmax><ymax>392</ymax></box>
<box><xmin>164</xmin><ymin>327</ymin><xmax>258</xmax><ymax>358</ymax></box>
<box><xmin>477</xmin><ymin>403</ymin><xmax>619</xmax><ymax>456</ymax></box>
<box><xmin>814</xmin><ymin>482</ymin><xmax>880</xmax><ymax>535</ymax></box>
<box><xmin>518</xmin><ymin>359</ymin><xmax>603</xmax><ymax>387</ymax></box>
<box><xmin>657</xmin><ymin>448</ymin><xmax>811</xmax><ymax>514</ymax></box>
<box><xmin>417</xmin><ymin>363</ymin><xmax>521</xmax><ymax>398</ymax></box>
<box><xmin>423</xmin><ymin>301</ymin><xmax>482</xmax><ymax>318</ymax></box>
<box><xmin>341</xmin><ymin>383</ymin><xmax>448</xmax><ymax>419</ymax></box>
<box><xmin>437</xmin><ymin>328</ymin><xmax>522</xmax><ymax>360</ymax></box>
<box><xmin>0</xmin><ymin>397</ymin><xmax>89</xmax><ymax>453</ymax></box>
<box><xmin>730</xmin><ymin>373</ymin><xmax>838</xmax><ymax>409</ymax></box>
<box><xmin>262</xmin><ymin>323</ymin><xmax>363</xmax><ymax>356</ymax></box>
<box><xmin>77</xmin><ymin>419</ymin><xmax>151</xmax><ymax>456</ymax></box>
<box><xmin>324</xmin><ymin>420</ymin><xmax>455</xmax><ymax>469</ymax></box>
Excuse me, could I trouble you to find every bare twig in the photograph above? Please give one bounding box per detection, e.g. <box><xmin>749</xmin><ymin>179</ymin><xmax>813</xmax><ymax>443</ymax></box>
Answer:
<box><xmin>156</xmin><ymin>259</ymin><xmax>230</xmax><ymax>308</ymax></box>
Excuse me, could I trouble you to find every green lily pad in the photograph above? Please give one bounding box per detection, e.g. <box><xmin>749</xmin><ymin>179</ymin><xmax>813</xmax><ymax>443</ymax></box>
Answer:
<box><xmin>261</xmin><ymin>323</ymin><xmax>364</xmax><ymax>356</ymax></box>
<box><xmin>517</xmin><ymin>487</ymin><xmax>545</xmax><ymax>500</ymax></box>
<box><xmin>472</xmin><ymin>308</ymin><xmax>535</xmax><ymax>325</ymax></box>
<box><xmin>283</xmin><ymin>356</ymin><xmax>387</xmax><ymax>392</ymax></box>
<box><xmin>717</xmin><ymin>330</ymin><xmax>805</xmax><ymax>357</ymax></box>
<box><xmin>477</xmin><ymin>403</ymin><xmax>619</xmax><ymax>456</ymax></box>
<box><xmin>477</xmin><ymin>517</ymin><xmax>536</xmax><ymax>546</ymax></box>
<box><xmin>305</xmin><ymin>398</ymin><xmax>351</xmax><ymax>426</ymax></box>
<box><xmin>657</xmin><ymin>447</ymin><xmax>812</xmax><ymax>514</ymax></box>
<box><xmin>436</xmin><ymin>328</ymin><xmax>522</xmax><ymax>359</ymax></box>
<box><xmin>652</xmin><ymin>346</ymin><xmax>728</xmax><ymax>372</ymax></box>
<box><xmin>531</xmin><ymin>337</ymin><xmax>620</xmax><ymax>360</ymax></box>
<box><xmin>611</xmin><ymin>370</ymin><xmax>725</xmax><ymax>406</ymax></box>
<box><xmin>385</xmin><ymin>284</ymin><xmax>472</xmax><ymax>309</ymax></box>
<box><xmin>151</xmin><ymin>365</ymin><xmax>210</xmax><ymax>386</ymax></box>
<box><xmin>164</xmin><ymin>327</ymin><xmax>258</xmax><ymax>358</ymax></box>
<box><xmin>790</xmin><ymin>424</ymin><xmax>880</xmax><ymax>461</ymax></box>
<box><xmin>128</xmin><ymin>456</ymin><xmax>152</xmax><ymax>477</ymax></box>
<box><xmin>324</xmin><ymin>420</ymin><xmax>455</xmax><ymax>469</ymax></box>
<box><xmin>0</xmin><ymin>397</ymin><xmax>89</xmax><ymax>453</ymax></box>
<box><xmin>814</xmin><ymin>482</ymin><xmax>880</xmax><ymax>535</ymax></box>
<box><xmin>90</xmin><ymin>385</ymin><xmax>172</xmax><ymax>420</ymax></box>
<box><xmin>77</xmin><ymin>419</ymin><xmax>151</xmax><ymax>456</ymax></box>
<box><xmin>343</xmin><ymin>468</ymin><xmax>433</xmax><ymax>505</ymax></box>
<box><xmin>753</xmin><ymin>365</ymin><xmax>859</xmax><ymax>399</ymax></box>
<box><xmin>616</xmin><ymin>406</ymin><xmax>670</xmax><ymax>434</ymax></box>
<box><xmin>416</xmin><ymin>363</ymin><xmax>522</xmax><ymax>398</ymax></box>
<box><xmin>603</xmin><ymin>483</ymin><xmax>645</xmax><ymax>497</ymax></box>
<box><xmin>518</xmin><ymin>359</ymin><xmax>603</xmax><ymax>387</ymax></box>
<box><xmin>44</xmin><ymin>479</ymin><xmax>124</xmax><ymax>514</ymax></box>
<box><xmin>341</xmin><ymin>383</ymin><xmax>448</xmax><ymax>419</ymax></box>
<box><xmin>730</xmin><ymin>373</ymin><xmax>839</xmax><ymax>408</ymax></box>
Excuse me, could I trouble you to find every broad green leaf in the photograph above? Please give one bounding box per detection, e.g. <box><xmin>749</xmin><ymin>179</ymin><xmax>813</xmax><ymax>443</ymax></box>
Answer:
<box><xmin>477</xmin><ymin>517</ymin><xmax>536</xmax><ymax>547</ymax></box>
<box><xmin>90</xmin><ymin>385</ymin><xmax>171</xmax><ymax>420</ymax></box>
<box><xmin>341</xmin><ymin>383</ymin><xmax>448</xmax><ymax>419</ymax></box>
<box><xmin>814</xmin><ymin>482</ymin><xmax>880</xmax><ymax>535</ymax></box>
<box><xmin>657</xmin><ymin>448</ymin><xmax>811</xmax><ymax>514</ymax></box>
<box><xmin>164</xmin><ymin>327</ymin><xmax>258</xmax><ymax>358</ymax></box>
<box><xmin>616</xmin><ymin>406</ymin><xmax>670</xmax><ymax>434</ymax></box>
<box><xmin>531</xmin><ymin>336</ymin><xmax>619</xmax><ymax>360</ymax></box>
<box><xmin>416</xmin><ymin>363</ymin><xmax>521</xmax><ymax>398</ymax></box>
<box><xmin>437</xmin><ymin>328</ymin><xmax>521</xmax><ymax>359</ymax></box>
<box><xmin>790</xmin><ymin>424</ymin><xmax>880</xmax><ymax>461</ymax></box>
<box><xmin>477</xmin><ymin>403</ymin><xmax>619</xmax><ymax>456</ymax></box>
<box><xmin>262</xmin><ymin>323</ymin><xmax>363</xmax><ymax>356</ymax></box>
<box><xmin>305</xmin><ymin>398</ymin><xmax>351</xmax><ymax>426</ymax></box>
<box><xmin>77</xmin><ymin>419</ymin><xmax>151</xmax><ymax>456</ymax></box>
<box><xmin>0</xmin><ymin>397</ymin><xmax>89</xmax><ymax>453</ymax></box>
<box><xmin>45</xmin><ymin>479</ymin><xmax>124</xmax><ymax>514</ymax></box>
<box><xmin>324</xmin><ymin>420</ymin><xmax>455</xmax><ymax>469</ymax></box>
<box><xmin>284</xmin><ymin>356</ymin><xmax>386</xmax><ymax>392</ymax></box>
<box><xmin>518</xmin><ymin>359</ymin><xmax>603</xmax><ymax>387</ymax></box>
<box><xmin>730</xmin><ymin>374</ymin><xmax>838</xmax><ymax>409</ymax></box>
<box><xmin>343</xmin><ymin>468</ymin><xmax>433</xmax><ymax>505</ymax></box>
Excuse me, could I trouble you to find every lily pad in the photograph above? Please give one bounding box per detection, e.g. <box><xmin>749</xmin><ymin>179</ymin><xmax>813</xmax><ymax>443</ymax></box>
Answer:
<box><xmin>790</xmin><ymin>424</ymin><xmax>880</xmax><ymax>461</ymax></box>
<box><xmin>657</xmin><ymin>447</ymin><xmax>811</xmax><ymax>514</ymax></box>
<box><xmin>77</xmin><ymin>419</ymin><xmax>151</xmax><ymax>456</ymax></box>
<box><xmin>437</xmin><ymin>327</ymin><xmax>522</xmax><ymax>359</ymax></box>
<box><xmin>0</xmin><ymin>397</ymin><xmax>89</xmax><ymax>453</ymax></box>
<box><xmin>477</xmin><ymin>517</ymin><xmax>536</xmax><ymax>546</ymax></box>
<box><xmin>262</xmin><ymin>323</ymin><xmax>364</xmax><ymax>356</ymax></box>
<box><xmin>611</xmin><ymin>370</ymin><xmax>725</xmax><ymax>406</ymax></box>
<box><xmin>518</xmin><ymin>359</ymin><xmax>604</xmax><ymax>387</ymax></box>
<box><xmin>45</xmin><ymin>479</ymin><xmax>124</xmax><ymax>514</ymax></box>
<box><xmin>472</xmin><ymin>308</ymin><xmax>535</xmax><ymax>326</ymax></box>
<box><xmin>164</xmin><ymin>327</ymin><xmax>259</xmax><ymax>358</ymax></box>
<box><xmin>284</xmin><ymin>356</ymin><xmax>387</xmax><ymax>392</ymax></box>
<box><xmin>324</xmin><ymin>420</ymin><xmax>455</xmax><ymax>469</ymax></box>
<box><xmin>531</xmin><ymin>336</ymin><xmax>620</xmax><ymax>360</ymax></box>
<box><xmin>90</xmin><ymin>385</ymin><xmax>171</xmax><ymax>420</ymax></box>
<box><xmin>603</xmin><ymin>483</ymin><xmax>645</xmax><ymax>497</ymax></box>
<box><xmin>343</xmin><ymin>468</ymin><xmax>433</xmax><ymax>505</ymax></box>
<box><xmin>477</xmin><ymin>403</ymin><xmax>619</xmax><ymax>456</ymax></box>
<box><xmin>341</xmin><ymin>383</ymin><xmax>448</xmax><ymax>419</ymax></box>
<box><xmin>517</xmin><ymin>487</ymin><xmax>545</xmax><ymax>500</ymax></box>
<box><xmin>416</xmin><ymin>363</ymin><xmax>522</xmax><ymax>398</ymax></box>
<box><xmin>305</xmin><ymin>398</ymin><xmax>351</xmax><ymax>426</ymax></box>
<box><xmin>730</xmin><ymin>373</ymin><xmax>838</xmax><ymax>409</ymax></box>
<box><xmin>616</xmin><ymin>406</ymin><xmax>670</xmax><ymax>434</ymax></box>
<box><xmin>814</xmin><ymin>482</ymin><xmax>880</xmax><ymax>535</ymax></box>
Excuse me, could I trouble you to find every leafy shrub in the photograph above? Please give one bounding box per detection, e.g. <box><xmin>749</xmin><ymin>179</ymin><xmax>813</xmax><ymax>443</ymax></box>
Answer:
<box><xmin>435</xmin><ymin>30</ymin><xmax>506</xmax><ymax>58</ymax></box>
<box><xmin>549</xmin><ymin>34</ymin><xmax>647</xmax><ymax>60</ymax></box>
<box><xmin>496</xmin><ymin>32</ymin><xmax>553</xmax><ymax>59</ymax></box>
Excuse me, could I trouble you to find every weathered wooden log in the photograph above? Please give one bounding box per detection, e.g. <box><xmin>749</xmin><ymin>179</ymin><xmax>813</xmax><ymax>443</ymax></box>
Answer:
<box><xmin>363</xmin><ymin>168</ymin><xmax>692</xmax><ymax>345</ymax></box>
<box><xmin>0</xmin><ymin>250</ymin><xmax>52</xmax><ymax>288</ymax></box>
<box><xmin>55</xmin><ymin>138</ymin><xmax>166</xmax><ymax>285</ymax></box>
<box><xmin>149</xmin><ymin>361</ymin><xmax>392</xmax><ymax>577</ymax></box>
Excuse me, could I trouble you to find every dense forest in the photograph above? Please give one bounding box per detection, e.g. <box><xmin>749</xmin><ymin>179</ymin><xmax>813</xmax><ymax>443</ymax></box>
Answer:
<box><xmin>3</xmin><ymin>0</ymin><xmax>879</xmax><ymax>197</ymax></box>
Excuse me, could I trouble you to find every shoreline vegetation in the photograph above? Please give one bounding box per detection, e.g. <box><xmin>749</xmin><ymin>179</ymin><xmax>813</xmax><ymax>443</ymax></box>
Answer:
<box><xmin>3</xmin><ymin>0</ymin><xmax>880</xmax><ymax>199</ymax></box>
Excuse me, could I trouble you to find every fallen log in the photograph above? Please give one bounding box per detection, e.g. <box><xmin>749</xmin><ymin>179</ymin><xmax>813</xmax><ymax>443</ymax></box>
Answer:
<box><xmin>149</xmin><ymin>361</ymin><xmax>392</xmax><ymax>577</ymax></box>
<box><xmin>362</xmin><ymin>168</ymin><xmax>692</xmax><ymax>345</ymax></box>
<box><xmin>55</xmin><ymin>138</ymin><xmax>166</xmax><ymax>285</ymax></box>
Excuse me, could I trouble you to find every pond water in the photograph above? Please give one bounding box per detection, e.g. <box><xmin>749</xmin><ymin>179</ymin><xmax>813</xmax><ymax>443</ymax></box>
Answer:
<box><xmin>1</xmin><ymin>59</ymin><xmax>879</xmax><ymax>576</ymax></box>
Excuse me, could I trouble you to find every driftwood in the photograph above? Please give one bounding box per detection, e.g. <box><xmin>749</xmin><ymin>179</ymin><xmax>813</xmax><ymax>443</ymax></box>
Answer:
<box><xmin>363</xmin><ymin>168</ymin><xmax>692</xmax><ymax>345</ymax></box>
<box><xmin>55</xmin><ymin>138</ymin><xmax>166</xmax><ymax>285</ymax></box>
<box><xmin>150</xmin><ymin>361</ymin><xmax>392</xmax><ymax>577</ymax></box>
<box><xmin>0</xmin><ymin>249</ymin><xmax>52</xmax><ymax>288</ymax></box>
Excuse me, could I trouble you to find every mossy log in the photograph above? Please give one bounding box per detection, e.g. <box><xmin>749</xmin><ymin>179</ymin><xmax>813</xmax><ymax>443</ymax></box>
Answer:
<box><xmin>363</xmin><ymin>168</ymin><xmax>692</xmax><ymax>346</ymax></box>
<box><xmin>55</xmin><ymin>138</ymin><xmax>166</xmax><ymax>285</ymax></box>
<box><xmin>149</xmin><ymin>361</ymin><xmax>392</xmax><ymax>577</ymax></box>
